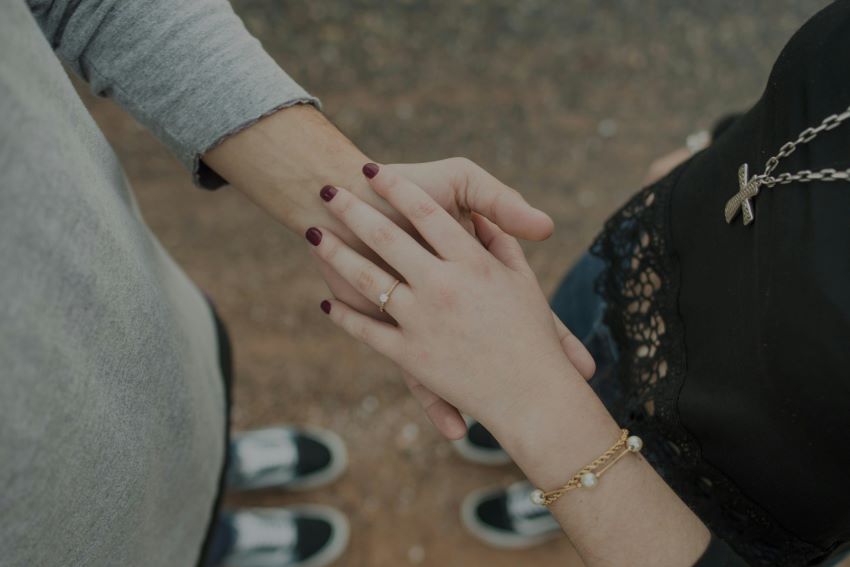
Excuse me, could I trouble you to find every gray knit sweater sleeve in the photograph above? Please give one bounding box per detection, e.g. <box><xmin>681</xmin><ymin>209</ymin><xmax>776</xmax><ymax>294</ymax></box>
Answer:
<box><xmin>27</xmin><ymin>0</ymin><xmax>320</xmax><ymax>188</ymax></box>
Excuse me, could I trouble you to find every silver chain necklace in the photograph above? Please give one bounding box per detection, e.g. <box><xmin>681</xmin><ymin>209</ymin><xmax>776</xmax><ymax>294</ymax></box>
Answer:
<box><xmin>724</xmin><ymin>104</ymin><xmax>850</xmax><ymax>225</ymax></box>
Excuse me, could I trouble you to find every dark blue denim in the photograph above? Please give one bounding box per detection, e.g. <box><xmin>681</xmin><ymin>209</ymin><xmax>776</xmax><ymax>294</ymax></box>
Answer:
<box><xmin>549</xmin><ymin>252</ymin><xmax>621</xmax><ymax>409</ymax></box>
<box><xmin>202</xmin><ymin>512</ymin><xmax>236</xmax><ymax>567</ymax></box>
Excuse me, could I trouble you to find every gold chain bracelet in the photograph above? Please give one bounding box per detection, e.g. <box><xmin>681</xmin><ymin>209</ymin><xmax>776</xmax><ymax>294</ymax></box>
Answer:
<box><xmin>530</xmin><ymin>429</ymin><xmax>643</xmax><ymax>507</ymax></box>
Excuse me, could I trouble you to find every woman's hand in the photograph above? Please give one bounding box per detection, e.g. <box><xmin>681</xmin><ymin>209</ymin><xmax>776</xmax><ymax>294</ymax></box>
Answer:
<box><xmin>312</xmin><ymin>158</ymin><xmax>556</xmax><ymax>323</ymax></box>
<box><xmin>313</xmin><ymin>161</ymin><xmax>595</xmax><ymax>440</ymax></box>
<box><xmin>306</xmin><ymin>164</ymin><xmax>587</xmax><ymax>430</ymax></box>
<box><xmin>308</xmin><ymin>165</ymin><xmax>713</xmax><ymax>566</ymax></box>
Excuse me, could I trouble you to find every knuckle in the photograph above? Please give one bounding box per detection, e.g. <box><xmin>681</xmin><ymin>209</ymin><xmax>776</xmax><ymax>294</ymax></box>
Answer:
<box><xmin>373</xmin><ymin>169</ymin><xmax>402</xmax><ymax>199</ymax></box>
<box><xmin>370</xmin><ymin>224</ymin><xmax>397</xmax><ymax>246</ymax></box>
<box><xmin>409</xmin><ymin>198</ymin><xmax>439</xmax><ymax>221</ymax></box>
<box><xmin>335</xmin><ymin>193</ymin><xmax>355</xmax><ymax>216</ymax></box>
<box><xmin>353</xmin><ymin>321</ymin><xmax>371</xmax><ymax>343</ymax></box>
<box><xmin>381</xmin><ymin>170</ymin><xmax>402</xmax><ymax>192</ymax></box>
<box><xmin>321</xmin><ymin>236</ymin><xmax>342</xmax><ymax>261</ymax></box>
<box><xmin>354</xmin><ymin>269</ymin><xmax>376</xmax><ymax>293</ymax></box>
<box><xmin>490</xmin><ymin>188</ymin><xmax>509</xmax><ymax>210</ymax></box>
<box><xmin>339</xmin><ymin>310</ymin><xmax>368</xmax><ymax>341</ymax></box>
<box><xmin>448</xmin><ymin>156</ymin><xmax>474</xmax><ymax>170</ymax></box>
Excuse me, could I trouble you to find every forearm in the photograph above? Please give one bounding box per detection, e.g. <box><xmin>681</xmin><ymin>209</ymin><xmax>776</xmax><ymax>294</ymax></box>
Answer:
<box><xmin>202</xmin><ymin>105</ymin><xmax>375</xmax><ymax>234</ymax></box>
<box><xmin>31</xmin><ymin>0</ymin><xmax>319</xmax><ymax>181</ymax></box>
<box><xmin>490</xmin><ymin>366</ymin><xmax>711</xmax><ymax>566</ymax></box>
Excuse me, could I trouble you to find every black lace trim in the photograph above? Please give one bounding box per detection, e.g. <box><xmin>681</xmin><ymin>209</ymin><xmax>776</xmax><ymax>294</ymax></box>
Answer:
<box><xmin>590</xmin><ymin>167</ymin><xmax>829</xmax><ymax>566</ymax></box>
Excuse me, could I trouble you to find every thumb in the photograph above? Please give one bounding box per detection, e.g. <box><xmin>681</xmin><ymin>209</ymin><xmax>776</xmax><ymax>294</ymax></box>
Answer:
<box><xmin>552</xmin><ymin>313</ymin><xmax>596</xmax><ymax>380</ymax></box>
<box><xmin>471</xmin><ymin>213</ymin><xmax>531</xmax><ymax>273</ymax></box>
<box><xmin>454</xmin><ymin>158</ymin><xmax>554</xmax><ymax>241</ymax></box>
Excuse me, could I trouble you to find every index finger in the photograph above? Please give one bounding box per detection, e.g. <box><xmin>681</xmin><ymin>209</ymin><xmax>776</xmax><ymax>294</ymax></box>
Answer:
<box><xmin>319</xmin><ymin>184</ymin><xmax>436</xmax><ymax>281</ymax></box>
<box><xmin>363</xmin><ymin>163</ymin><xmax>482</xmax><ymax>261</ymax></box>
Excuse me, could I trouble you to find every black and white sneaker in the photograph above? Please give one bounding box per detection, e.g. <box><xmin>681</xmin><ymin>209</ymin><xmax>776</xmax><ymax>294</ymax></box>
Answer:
<box><xmin>218</xmin><ymin>506</ymin><xmax>349</xmax><ymax>567</ymax></box>
<box><xmin>227</xmin><ymin>426</ymin><xmax>347</xmax><ymax>492</ymax></box>
<box><xmin>452</xmin><ymin>418</ymin><xmax>511</xmax><ymax>466</ymax></box>
<box><xmin>461</xmin><ymin>480</ymin><xmax>562</xmax><ymax>549</ymax></box>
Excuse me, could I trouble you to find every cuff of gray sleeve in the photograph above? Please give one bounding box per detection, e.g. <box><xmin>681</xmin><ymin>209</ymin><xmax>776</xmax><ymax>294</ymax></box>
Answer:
<box><xmin>65</xmin><ymin>0</ymin><xmax>324</xmax><ymax>191</ymax></box>
<box><xmin>193</xmin><ymin>97</ymin><xmax>320</xmax><ymax>190</ymax></box>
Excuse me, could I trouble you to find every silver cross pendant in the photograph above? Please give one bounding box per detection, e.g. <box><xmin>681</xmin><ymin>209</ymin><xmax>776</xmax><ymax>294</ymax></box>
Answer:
<box><xmin>724</xmin><ymin>163</ymin><xmax>762</xmax><ymax>225</ymax></box>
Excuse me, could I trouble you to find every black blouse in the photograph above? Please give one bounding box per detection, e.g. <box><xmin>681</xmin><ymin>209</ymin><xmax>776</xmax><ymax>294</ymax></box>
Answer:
<box><xmin>591</xmin><ymin>2</ymin><xmax>850</xmax><ymax>565</ymax></box>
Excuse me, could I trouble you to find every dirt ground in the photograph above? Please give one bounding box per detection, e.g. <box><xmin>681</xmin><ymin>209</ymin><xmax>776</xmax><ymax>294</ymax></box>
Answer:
<box><xmin>77</xmin><ymin>2</ymin><xmax>826</xmax><ymax>565</ymax></box>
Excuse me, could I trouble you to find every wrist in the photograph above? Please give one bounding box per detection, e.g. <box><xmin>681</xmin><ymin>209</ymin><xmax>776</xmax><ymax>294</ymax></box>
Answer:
<box><xmin>484</xmin><ymin>363</ymin><xmax>621</xmax><ymax>489</ymax></box>
<box><xmin>202</xmin><ymin>104</ymin><xmax>376</xmax><ymax>234</ymax></box>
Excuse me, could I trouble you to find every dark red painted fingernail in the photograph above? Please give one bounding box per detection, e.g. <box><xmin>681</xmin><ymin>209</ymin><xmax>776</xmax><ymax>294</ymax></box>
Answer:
<box><xmin>362</xmin><ymin>162</ymin><xmax>380</xmax><ymax>179</ymax></box>
<box><xmin>320</xmin><ymin>300</ymin><xmax>332</xmax><ymax>314</ymax></box>
<box><xmin>305</xmin><ymin>227</ymin><xmax>322</xmax><ymax>246</ymax></box>
<box><xmin>320</xmin><ymin>185</ymin><xmax>338</xmax><ymax>201</ymax></box>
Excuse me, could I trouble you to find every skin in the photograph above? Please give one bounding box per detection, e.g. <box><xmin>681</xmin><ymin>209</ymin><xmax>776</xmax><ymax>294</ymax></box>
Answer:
<box><xmin>644</xmin><ymin>146</ymin><xmax>695</xmax><ymax>186</ymax></box>
<box><xmin>201</xmin><ymin>104</ymin><xmax>595</xmax><ymax>439</ymax></box>
<box><xmin>309</xmin><ymin>164</ymin><xmax>712</xmax><ymax>566</ymax></box>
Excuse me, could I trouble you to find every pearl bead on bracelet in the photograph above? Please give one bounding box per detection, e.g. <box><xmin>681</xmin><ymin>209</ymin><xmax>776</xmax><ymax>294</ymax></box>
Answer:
<box><xmin>530</xmin><ymin>429</ymin><xmax>643</xmax><ymax>507</ymax></box>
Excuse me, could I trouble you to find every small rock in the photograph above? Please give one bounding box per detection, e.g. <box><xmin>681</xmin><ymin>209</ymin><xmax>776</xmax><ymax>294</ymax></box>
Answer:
<box><xmin>597</xmin><ymin>118</ymin><xmax>618</xmax><ymax>138</ymax></box>
<box><xmin>396</xmin><ymin>486</ymin><xmax>415</xmax><ymax>513</ymax></box>
<box><xmin>408</xmin><ymin>544</ymin><xmax>425</xmax><ymax>564</ymax></box>
<box><xmin>398</xmin><ymin>422</ymin><xmax>419</xmax><ymax>447</ymax></box>
<box><xmin>578</xmin><ymin>190</ymin><xmax>596</xmax><ymax>208</ymax></box>
<box><xmin>362</xmin><ymin>497</ymin><xmax>379</xmax><ymax>515</ymax></box>
<box><xmin>395</xmin><ymin>102</ymin><xmax>415</xmax><ymax>121</ymax></box>
<box><xmin>361</xmin><ymin>395</ymin><xmax>379</xmax><ymax>415</ymax></box>
<box><xmin>249</xmin><ymin>304</ymin><xmax>267</xmax><ymax>323</ymax></box>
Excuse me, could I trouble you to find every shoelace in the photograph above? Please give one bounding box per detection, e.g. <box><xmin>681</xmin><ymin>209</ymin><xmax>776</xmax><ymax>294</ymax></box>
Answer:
<box><xmin>232</xmin><ymin>511</ymin><xmax>297</xmax><ymax>553</ymax></box>
<box><xmin>230</xmin><ymin>429</ymin><xmax>299</xmax><ymax>484</ymax></box>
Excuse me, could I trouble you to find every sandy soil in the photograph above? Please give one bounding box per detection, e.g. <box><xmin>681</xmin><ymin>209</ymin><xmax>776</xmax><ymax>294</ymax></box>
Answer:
<box><xmin>76</xmin><ymin>2</ymin><xmax>825</xmax><ymax>565</ymax></box>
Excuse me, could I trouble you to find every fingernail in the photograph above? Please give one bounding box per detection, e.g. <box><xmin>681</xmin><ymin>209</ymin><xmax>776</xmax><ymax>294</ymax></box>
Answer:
<box><xmin>320</xmin><ymin>300</ymin><xmax>332</xmax><ymax>314</ymax></box>
<box><xmin>320</xmin><ymin>185</ymin><xmax>338</xmax><ymax>202</ymax></box>
<box><xmin>362</xmin><ymin>162</ymin><xmax>380</xmax><ymax>179</ymax></box>
<box><xmin>305</xmin><ymin>227</ymin><xmax>322</xmax><ymax>246</ymax></box>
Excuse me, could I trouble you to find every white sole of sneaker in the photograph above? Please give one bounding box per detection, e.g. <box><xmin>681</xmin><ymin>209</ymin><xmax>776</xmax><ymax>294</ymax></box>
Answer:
<box><xmin>451</xmin><ymin>436</ymin><xmax>513</xmax><ymax>466</ymax></box>
<box><xmin>460</xmin><ymin>486</ymin><xmax>563</xmax><ymax>550</ymax></box>
<box><xmin>280</xmin><ymin>426</ymin><xmax>349</xmax><ymax>492</ymax></box>
<box><xmin>451</xmin><ymin>417</ymin><xmax>512</xmax><ymax>466</ymax></box>
<box><xmin>222</xmin><ymin>505</ymin><xmax>350</xmax><ymax>567</ymax></box>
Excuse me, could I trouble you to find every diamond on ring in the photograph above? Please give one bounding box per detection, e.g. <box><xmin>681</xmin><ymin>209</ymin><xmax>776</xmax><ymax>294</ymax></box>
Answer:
<box><xmin>378</xmin><ymin>280</ymin><xmax>401</xmax><ymax>313</ymax></box>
